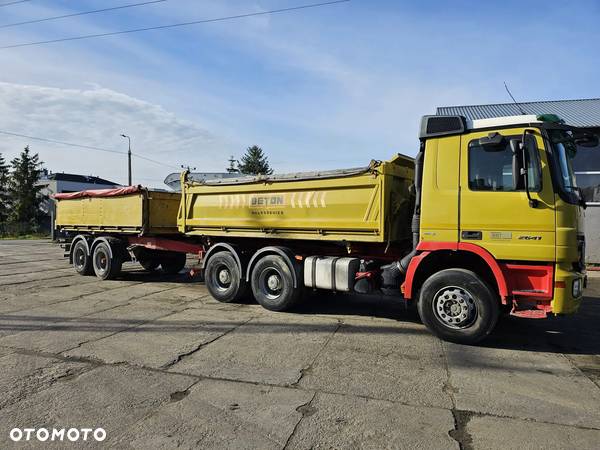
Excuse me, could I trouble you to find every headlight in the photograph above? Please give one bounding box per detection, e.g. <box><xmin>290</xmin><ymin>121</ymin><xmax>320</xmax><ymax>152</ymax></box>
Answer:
<box><xmin>572</xmin><ymin>279</ymin><xmax>582</xmax><ymax>297</ymax></box>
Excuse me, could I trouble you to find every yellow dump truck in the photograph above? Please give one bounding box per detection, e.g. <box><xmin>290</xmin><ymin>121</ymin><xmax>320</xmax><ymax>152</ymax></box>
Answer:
<box><xmin>56</xmin><ymin>113</ymin><xmax>596</xmax><ymax>344</ymax></box>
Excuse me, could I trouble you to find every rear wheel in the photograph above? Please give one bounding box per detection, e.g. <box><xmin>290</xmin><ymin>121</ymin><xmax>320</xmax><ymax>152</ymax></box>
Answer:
<box><xmin>72</xmin><ymin>240</ymin><xmax>93</xmax><ymax>275</ymax></box>
<box><xmin>417</xmin><ymin>268</ymin><xmax>499</xmax><ymax>344</ymax></box>
<box><xmin>251</xmin><ymin>255</ymin><xmax>300</xmax><ymax>311</ymax></box>
<box><xmin>138</xmin><ymin>250</ymin><xmax>160</xmax><ymax>271</ymax></box>
<box><xmin>160</xmin><ymin>252</ymin><xmax>187</xmax><ymax>274</ymax></box>
<box><xmin>92</xmin><ymin>242</ymin><xmax>122</xmax><ymax>280</ymax></box>
<box><xmin>204</xmin><ymin>252</ymin><xmax>248</xmax><ymax>303</ymax></box>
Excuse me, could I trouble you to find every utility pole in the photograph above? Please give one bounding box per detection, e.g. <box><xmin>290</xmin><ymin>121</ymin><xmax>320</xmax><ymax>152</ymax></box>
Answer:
<box><xmin>227</xmin><ymin>155</ymin><xmax>239</xmax><ymax>173</ymax></box>
<box><xmin>121</xmin><ymin>134</ymin><xmax>132</xmax><ymax>185</ymax></box>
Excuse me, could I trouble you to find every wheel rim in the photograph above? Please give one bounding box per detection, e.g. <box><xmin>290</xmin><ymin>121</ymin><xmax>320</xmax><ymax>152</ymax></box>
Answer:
<box><xmin>432</xmin><ymin>286</ymin><xmax>477</xmax><ymax>329</ymax></box>
<box><xmin>74</xmin><ymin>247</ymin><xmax>86</xmax><ymax>269</ymax></box>
<box><xmin>95</xmin><ymin>249</ymin><xmax>108</xmax><ymax>275</ymax></box>
<box><xmin>215</xmin><ymin>265</ymin><xmax>232</xmax><ymax>291</ymax></box>
<box><xmin>258</xmin><ymin>267</ymin><xmax>283</xmax><ymax>300</ymax></box>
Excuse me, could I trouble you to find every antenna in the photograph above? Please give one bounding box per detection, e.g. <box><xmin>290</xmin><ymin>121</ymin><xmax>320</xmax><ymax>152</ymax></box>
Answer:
<box><xmin>504</xmin><ymin>81</ymin><xmax>527</xmax><ymax>115</ymax></box>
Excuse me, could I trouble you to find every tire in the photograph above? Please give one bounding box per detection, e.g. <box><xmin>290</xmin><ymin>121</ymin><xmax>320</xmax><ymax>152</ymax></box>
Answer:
<box><xmin>160</xmin><ymin>252</ymin><xmax>187</xmax><ymax>274</ymax></box>
<box><xmin>251</xmin><ymin>255</ymin><xmax>300</xmax><ymax>312</ymax></box>
<box><xmin>92</xmin><ymin>241</ymin><xmax>122</xmax><ymax>280</ymax></box>
<box><xmin>204</xmin><ymin>252</ymin><xmax>248</xmax><ymax>303</ymax></box>
<box><xmin>72</xmin><ymin>240</ymin><xmax>93</xmax><ymax>276</ymax></box>
<box><xmin>138</xmin><ymin>251</ymin><xmax>160</xmax><ymax>271</ymax></box>
<box><xmin>417</xmin><ymin>268</ymin><xmax>499</xmax><ymax>344</ymax></box>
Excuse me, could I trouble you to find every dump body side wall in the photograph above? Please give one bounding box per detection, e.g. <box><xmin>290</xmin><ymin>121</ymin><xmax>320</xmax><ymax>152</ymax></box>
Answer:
<box><xmin>179</xmin><ymin>161</ymin><xmax>414</xmax><ymax>244</ymax></box>
<box><xmin>55</xmin><ymin>191</ymin><xmax>180</xmax><ymax>235</ymax></box>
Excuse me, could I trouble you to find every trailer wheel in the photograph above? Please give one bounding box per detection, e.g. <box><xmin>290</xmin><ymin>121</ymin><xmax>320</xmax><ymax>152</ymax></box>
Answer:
<box><xmin>417</xmin><ymin>268</ymin><xmax>499</xmax><ymax>344</ymax></box>
<box><xmin>140</xmin><ymin>259</ymin><xmax>160</xmax><ymax>271</ymax></box>
<box><xmin>160</xmin><ymin>252</ymin><xmax>187</xmax><ymax>274</ymax></box>
<box><xmin>138</xmin><ymin>251</ymin><xmax>160</xmax><ymax>271</ymax></box>
<box><xmin>72</xmin><ymin>240</ymin><xmax>93</xmax><ymax>276</ymax></box>
<box><xmin>205</xmin><ymin>252</ymin><xmax>248</xmax><ymax>303</ymax></box>
<box><xmin>92</xmin><ymin>242</ymin><xmax>122</xmax><ymax>280</ymax></box>
<box><xmin>251</xmin><ymin>255</ymin><xmax>300</xmax><ymax>312</ymax></box>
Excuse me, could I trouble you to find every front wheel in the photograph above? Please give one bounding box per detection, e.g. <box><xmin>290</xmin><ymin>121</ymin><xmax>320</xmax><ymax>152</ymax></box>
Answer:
<box><xmin>417</xmin><ymin>268</ymin><xmax>499</xmax><ymax>344</ymax></box>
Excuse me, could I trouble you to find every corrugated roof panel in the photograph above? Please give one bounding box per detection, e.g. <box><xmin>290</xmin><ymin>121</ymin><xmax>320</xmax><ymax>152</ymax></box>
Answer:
<box><xmin>437</xmin><ymin>98</ymin><xmax>600</xmax><ymax>127</ymax></box>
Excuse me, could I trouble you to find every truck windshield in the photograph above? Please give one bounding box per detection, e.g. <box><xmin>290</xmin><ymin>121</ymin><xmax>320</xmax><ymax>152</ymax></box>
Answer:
<box><xmin>549</xmin><ymin>130</ymin><xmax>582</xmax><ymax>204</ymax></box>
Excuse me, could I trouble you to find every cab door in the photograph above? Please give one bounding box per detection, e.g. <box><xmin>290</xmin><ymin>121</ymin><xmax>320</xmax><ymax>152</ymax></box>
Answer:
<box><xmin>459</xmin><ymin>128</ymin><xmax>555</xmax><ymax>262</ymax></box>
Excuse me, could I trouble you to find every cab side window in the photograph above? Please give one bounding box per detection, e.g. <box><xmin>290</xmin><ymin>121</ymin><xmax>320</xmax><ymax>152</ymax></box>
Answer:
<box><xmin>468</xmin><ymin>136</ymin><xmax>541</xmax><ymax>192</ymax></box>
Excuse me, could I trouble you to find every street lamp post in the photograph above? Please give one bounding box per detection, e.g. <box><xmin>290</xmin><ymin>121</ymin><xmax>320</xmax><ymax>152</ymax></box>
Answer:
<box><xmin>121</xmin><ymin>134</ymin><xmax>132</xmax><ymax>186</ymax></box>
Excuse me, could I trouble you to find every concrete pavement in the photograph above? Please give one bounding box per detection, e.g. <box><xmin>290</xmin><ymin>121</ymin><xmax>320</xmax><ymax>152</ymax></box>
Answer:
<box><xmin>1</xmin><ymin>239</ymin><xmax>599</xmax><ymax>448</ymax></box>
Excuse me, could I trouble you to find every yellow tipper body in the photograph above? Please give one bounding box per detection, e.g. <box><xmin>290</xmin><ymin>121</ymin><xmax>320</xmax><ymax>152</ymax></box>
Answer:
<box><xmin>179</xmin><ymin>155</ymin><xmax>415</xmax><ymax>243</ymax></box>
<box><xmin>55</xmin><ymin>190</ymin><xmax>180</xmax><ymax>235</ymax></box>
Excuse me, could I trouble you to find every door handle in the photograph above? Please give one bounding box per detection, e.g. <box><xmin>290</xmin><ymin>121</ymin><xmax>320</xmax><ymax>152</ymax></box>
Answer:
<box><xmin>461</xmin><ymin>231</ymin><xmax>482</xmax><ymax>240</ymax></box>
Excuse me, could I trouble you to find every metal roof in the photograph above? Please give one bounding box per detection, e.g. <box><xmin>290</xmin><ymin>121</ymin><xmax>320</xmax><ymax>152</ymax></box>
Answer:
<box><xmin>437</xmin><ymin>98</ymin><xmax>600</xmax><ymax>128</ymax></box>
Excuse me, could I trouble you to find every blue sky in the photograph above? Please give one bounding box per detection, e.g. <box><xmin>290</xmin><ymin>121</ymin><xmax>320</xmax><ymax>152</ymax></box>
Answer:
<box><xmin>0</xmin><ymin>0</ymin><xmax>598</xmax><ymax>187</ymax></box>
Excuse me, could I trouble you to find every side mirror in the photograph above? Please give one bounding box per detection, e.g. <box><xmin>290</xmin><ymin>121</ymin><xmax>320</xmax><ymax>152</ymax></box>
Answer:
<box><xmin>510</xmin><ymin>139</ymin><xmax>524</xmax><ymax>190</ymax></box>
<box><xmin>522</xmin><ymin>131</ymin><xmax>539</xmax><ymax>208</ymax></box>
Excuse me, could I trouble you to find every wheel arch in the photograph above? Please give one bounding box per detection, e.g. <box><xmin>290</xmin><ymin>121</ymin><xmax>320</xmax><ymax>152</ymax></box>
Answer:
<box><xmin>90</xmin><ymin>236</ymin><xmax>127</xmax><ymax>260</ymax></box>
<box><xmin>404</xmin><ymin>242</ymin><xmax>508</xmax><ymax>304</ymax></box>
<box><xmin>203</xmin><ymin>243</ymin><xmax>243</xmax><ymax>274</ymax></box>
<box><xmin>246</xmin><ymin>246</ymin><xmax>299</xmax><ymax>288</ymax></box>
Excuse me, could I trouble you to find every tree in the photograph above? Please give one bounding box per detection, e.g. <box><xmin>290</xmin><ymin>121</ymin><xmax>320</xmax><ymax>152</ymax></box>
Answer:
<box><xmin>237</xmin><ymin>146</ymin><xmax>273</xmax><ymax>175</ymax></box>
<box><xmin>8</xmin><ymin>146</ymin><xmax>44</xmax><ymax>232</ymax></box>
<box><xmin>0</xmin><ymin>153</ymin><xmax>10</xmax><ymax>226</ymax></box>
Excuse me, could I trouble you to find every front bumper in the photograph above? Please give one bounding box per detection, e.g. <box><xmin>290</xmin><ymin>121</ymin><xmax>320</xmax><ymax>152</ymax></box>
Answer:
<box><xmin>551</xmin><ymin>263</ymin><xmax>585</xmax><ymax>315</ymax></box>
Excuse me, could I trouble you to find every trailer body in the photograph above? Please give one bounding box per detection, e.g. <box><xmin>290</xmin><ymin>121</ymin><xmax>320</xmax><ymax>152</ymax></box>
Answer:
<box><xmin>55</xmin><ymin>187</ymin><xmax>180</xmax><ymax>235</ymax></box>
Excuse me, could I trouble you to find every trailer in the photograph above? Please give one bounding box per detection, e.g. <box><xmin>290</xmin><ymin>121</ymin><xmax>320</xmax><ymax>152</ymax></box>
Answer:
<box><xmin>54</xmin><ymin>186</ymin><xmax>204</xmax><ymax>279</ymax></box>
<box><xmin>55</xmin><ymin>113</ymin><xmax>595</xmax><ymax>344</ymax></box>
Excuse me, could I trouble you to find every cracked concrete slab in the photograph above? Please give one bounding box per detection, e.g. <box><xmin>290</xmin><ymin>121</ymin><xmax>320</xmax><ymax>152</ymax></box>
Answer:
<box><xmin>114</xmin><ymin>378</ymin><xmax>313</xmax><ymax>449</ymax></box>
<box><xmin>465</xmin><ymin>415</ymin><xmax>600</xmax><ymax>450</ymax></box>
<box><xmin>286</xmin><ymin>391</ymin><xmax>458</xmax><ymax>449</ymax></box>
<box><xmin>65</xmin><ymin>308</ymin><xmax>252</xmax><ymax>368</ymax></box>
<box><xmin>0</xmin><ymin>302</ymin><xmax>177</xmax><ymax>353</ymax></box>
<box><xmin>0</xmin><ymin>364</ymin><xmax>196</xmax><ymax>448</ymax></box>
<box><xmin>445</xmin><ymin>343</ymin><xmax>600</xmax><ymax>429</ymax></box>
<box><xmin>0</xmin><ymin>280</ymin><xmax>141</xmax><ymax>314</ymax></box>
<box><xmin>299</xmin><ymin>321</ymin><xmax>453</xmax><ymax>408</ymax></box>
<box><xmin>170</xmin><ymin>314</ymin><xmax>339</xmax><ymax>386</ymax></box>
<box><xmin>0</xmin><ymin>352</ymin><xmax>90</xmax><ymax>410</ymax></box>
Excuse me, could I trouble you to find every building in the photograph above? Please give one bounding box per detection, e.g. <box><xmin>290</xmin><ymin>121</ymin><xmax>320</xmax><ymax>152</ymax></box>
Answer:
<box><xmin>437</xmin><ymin>98</ymin><xmax>600</xmax><ymax>262</ymax></box>
<box><xmin>36</xmin><ymin>171</ymin><xmax>121</xmax><ymax>236</ymax></box>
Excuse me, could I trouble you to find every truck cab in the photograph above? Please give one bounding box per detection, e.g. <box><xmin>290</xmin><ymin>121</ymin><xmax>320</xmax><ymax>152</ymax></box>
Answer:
<box><xmin>403</xmin><ymin>114</ymin><xmax>592</xmax><ymax>342</ymax></box>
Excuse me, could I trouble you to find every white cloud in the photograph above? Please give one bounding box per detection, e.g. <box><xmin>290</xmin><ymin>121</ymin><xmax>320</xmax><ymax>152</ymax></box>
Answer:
<box><xmin>0</xmin><ymin>82</ymin><xmax>233</xmax><ymax>187</ymax></box>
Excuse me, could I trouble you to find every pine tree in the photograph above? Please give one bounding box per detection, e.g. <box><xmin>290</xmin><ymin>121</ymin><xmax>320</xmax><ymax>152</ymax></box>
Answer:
<box><xmin>237</xmin><ymin>146</ymin><xmax>273</xmax><ymax>175</ymax></box>
<box><xmin>8</xmin><ymin>146</ymin><xmax>44</xmax><ymax>232</ymax></box>
<box><xmin>0</xmin><ymin>153</ymin><xmax>10</xmax><ymax>227</ymax></box>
